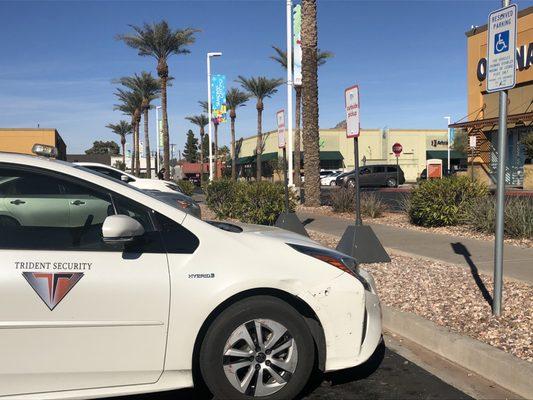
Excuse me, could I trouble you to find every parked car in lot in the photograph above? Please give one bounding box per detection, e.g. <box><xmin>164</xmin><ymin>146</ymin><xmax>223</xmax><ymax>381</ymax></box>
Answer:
<box><xmin>321</xmin><ymin>171</ymin><xmax>343</xmax><ymax>186</ymax></box>
<box><xmin>75</xmin><ymin>162</ymin><xmax>184</xmax><ymax>194</ymax></box>
<box><xmin>335</xmin><ymin>164</ymin><xmax>405</xmax><ymax>188</ymax></box>
<box><xmin>0</xmin><ymin>149</ymin><xmax>382</xmax><ymax>400</ymax></box>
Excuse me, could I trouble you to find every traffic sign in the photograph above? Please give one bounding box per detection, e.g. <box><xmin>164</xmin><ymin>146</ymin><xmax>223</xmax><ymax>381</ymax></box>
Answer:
<box><xmin>392</xmin><ymin>143</ymin><xmax>403</xmax><ymax>157</ymax></box>
<box><xmin>277</xmin><ymin>110</ymin><xmax>286</xmax><ymax>148</ymax></box>
<box><xmin>469</xmin><ymin>135</ymin><xmax>477</xmax><ymax>149</ymax></box>
<box><xmin>345</xmin><ymin>85</ymin><xmax>360</xmax><ymax>138</ymax></box>
<box><xmin>487</xmin><ymin>4</ymin><xmax>517</xmax><ymax>92</ymax></box>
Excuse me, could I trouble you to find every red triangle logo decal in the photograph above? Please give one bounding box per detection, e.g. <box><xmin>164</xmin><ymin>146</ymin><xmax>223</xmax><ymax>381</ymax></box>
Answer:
<box><xmin>23</xmin><ymin>272</ymin><xmax>83</xmax><ymax>311</ymax></box>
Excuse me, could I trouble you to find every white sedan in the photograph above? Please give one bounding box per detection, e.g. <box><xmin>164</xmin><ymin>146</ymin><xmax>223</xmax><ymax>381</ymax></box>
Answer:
<box><xmin>75</xmin><ymin>162</ymin><xmax>184</xmax><ymax>194</ymax></box>
<box><xmin>0</xmin><ymin>150</ymin><xmax>382</xmax><ymax>400</ymax></box>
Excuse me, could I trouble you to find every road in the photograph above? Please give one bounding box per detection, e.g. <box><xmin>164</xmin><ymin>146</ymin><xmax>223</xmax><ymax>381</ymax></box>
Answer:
<box><xmin>112</xmin><ymin>343</ymin><xmax>471</xmax><ymax>400</ymax></box>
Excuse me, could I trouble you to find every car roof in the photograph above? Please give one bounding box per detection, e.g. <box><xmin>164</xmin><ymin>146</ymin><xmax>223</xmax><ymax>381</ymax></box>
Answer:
<box><xmin>74</xmin><ymin>162</ymin><xmax>136</xmax><ymax>177</ymax></box>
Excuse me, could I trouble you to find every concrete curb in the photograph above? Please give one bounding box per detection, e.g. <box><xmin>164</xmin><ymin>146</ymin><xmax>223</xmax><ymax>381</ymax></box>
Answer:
<box><xmin>382</xmin><ymin>305</ymin><xmax>533</xmax><ymax>399</ymax></box>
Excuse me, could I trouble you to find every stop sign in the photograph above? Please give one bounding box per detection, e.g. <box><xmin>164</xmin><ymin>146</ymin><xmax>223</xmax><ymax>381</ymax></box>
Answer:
<box><xmin>392</xmin><ymin>143</ymin><xmax>403</xmax><ymax>157</ymax></box>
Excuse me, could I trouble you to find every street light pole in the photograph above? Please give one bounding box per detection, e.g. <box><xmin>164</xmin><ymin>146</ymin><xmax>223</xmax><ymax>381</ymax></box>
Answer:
<box><xmin>444</xmin><ymin>116</ymin><xmax>451</xmax><ymax>173</ymax></box>
<box><xmin>156</xmin><ymin>105</ymin><xmax>161</xmax><ymax>175</ymax></box>
<box><xmin>207</xmin><ymin>52</ymin><xmax>222</xmax><ymax>182</ymax></box>
<box><xmin>286</xmin><ymin>0</ymin><xmax>294</xmax><ymax>186</ymax></box>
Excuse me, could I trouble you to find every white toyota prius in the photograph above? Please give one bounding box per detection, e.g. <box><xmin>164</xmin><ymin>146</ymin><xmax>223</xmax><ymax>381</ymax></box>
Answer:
<box><xmin>0</xmin><ymin>149</ymin><xmax>382</xmax><ymax>400</ymax></box>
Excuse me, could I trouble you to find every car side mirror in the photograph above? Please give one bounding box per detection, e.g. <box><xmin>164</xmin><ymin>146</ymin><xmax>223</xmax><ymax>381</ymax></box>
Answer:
<box><xmin>120</xmin><ymin>175</ymin><xmax>130</xmax><ymax>182</ymax></box>
<box><xmin>102</xmin><ymin>215</ymin><xmax>145</xmax><ymax>244</ymax></box>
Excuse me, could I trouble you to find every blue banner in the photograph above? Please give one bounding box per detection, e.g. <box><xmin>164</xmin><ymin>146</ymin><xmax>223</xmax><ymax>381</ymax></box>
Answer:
<box><xmin>211</xmin><ymin>74</ymin><xmax>227</xmax><ymax>123</ymax></box>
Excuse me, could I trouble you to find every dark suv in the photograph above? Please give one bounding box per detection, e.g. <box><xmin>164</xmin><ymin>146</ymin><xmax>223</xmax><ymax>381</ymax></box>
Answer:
<box><xmin>335</xmin><ymin>164</ymin><xmax>405</xmax><ymax>188</ymax></box>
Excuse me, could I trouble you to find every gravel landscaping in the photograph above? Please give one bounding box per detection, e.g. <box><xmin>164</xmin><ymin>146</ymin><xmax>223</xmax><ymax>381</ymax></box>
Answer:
<box><xmin>307</xmin><ymin>229</ymin><xmax>533</xmax><ymax>363</ymax></box>
<box><xmin>297</xmin><ymin>205</ymin><xmax>533</xmax><ymax>248</ymax></box>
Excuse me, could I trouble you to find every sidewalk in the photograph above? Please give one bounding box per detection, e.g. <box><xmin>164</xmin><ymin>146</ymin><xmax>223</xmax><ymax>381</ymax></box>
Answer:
<box><xmin>297</xmin><ymin>211</ymin><xmax>533</xmax><ymax>284</ymax></box>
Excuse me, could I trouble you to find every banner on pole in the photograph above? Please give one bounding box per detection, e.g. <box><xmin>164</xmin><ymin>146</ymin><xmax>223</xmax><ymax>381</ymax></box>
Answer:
<box><xmin>277</xmin><ymin>110</ymin><xmax>286</xmax><ymax>148</ymax></box>
<box><xmin>344</xmin><ymin>85</ymin><xmax>360</xmax><ymax>138</ymax></box>
<box><xmin>158</xmin><ymin>119</ymin><xmax>163</xmax><ymax>148</ymax></box>
<box><xmin>293</xmin><ymin>4</ymin><xmax>302</xmax><ymax>86</ymax></box>
<box><xmin>211</xmin><ymin>74</ymin><xmax>227</xmax><ymax>123</ymax></box>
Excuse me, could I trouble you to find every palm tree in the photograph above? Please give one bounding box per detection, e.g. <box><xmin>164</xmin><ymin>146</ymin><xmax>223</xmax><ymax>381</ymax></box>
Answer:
<box><xmin>118</xmin><ymin>21</ymin><xmax>198</xmax><ymax>180</ymax></box>
<box><xmin>225</xmin><ymin>88</ymin><xmax>249</xmax><ymax>180</ymax></box>
<box><xmin>185</xmin><ymin>114</ymin><xmax>209</xmax><ymax>185</ymax></box>
<box><xmin>114</xmin><ymin>88</ymin><xmax>143</xmax><ymax>175</ymax></box>
<box><xmin>106</xmin><ymin>120</ymin><xmax>132</xmax><ymax>166</ymax></box>
<box><xmin>198</xmin><ymin>100</ymin><xmax>220</xmax><ymax>179</ymax></box>
<box><xmin>301</xmin><ymin>0</ymin><xmax>320</xmax><ymax>206</ymax></box>
<box><xmin>115</xmin><ymin>72</ymin><xmax>161</xmax><ymax>178</ymax></box>
<box><xmin>236</xmin><ymin>76</ymin><xmax>283</xmax><ymax>180</ymax></box>
<box><xmin>270</xmin><ymin>45</ymin><xmax>333</xmax><ymax>187</ymax></box>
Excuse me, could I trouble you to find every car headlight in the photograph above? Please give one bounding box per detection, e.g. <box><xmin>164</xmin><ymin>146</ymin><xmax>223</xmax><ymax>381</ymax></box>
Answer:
<box><xmin>287</xmin><ymin>243</ymin><xmax>371</xmax><ymax>291</ymax></box>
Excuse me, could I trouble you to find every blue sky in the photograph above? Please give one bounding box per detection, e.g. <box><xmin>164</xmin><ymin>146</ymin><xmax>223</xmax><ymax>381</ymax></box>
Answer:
<box><xmin>1</xmin><ymin>0</ymin><xmax>532</xmax><ymax>154</ymax></box>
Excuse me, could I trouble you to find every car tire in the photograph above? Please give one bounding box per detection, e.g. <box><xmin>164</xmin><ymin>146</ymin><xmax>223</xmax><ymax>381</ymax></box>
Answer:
<box><xmin>386</xmin><ymin>177</ymin><xmax>397</xmax><ymax>187</ymax></box>
<box><xmin>0</xmin><ymin>216</ymin><xmax>20</xmax><ymax>227</ymax></box>
<box><xmin>329</xmin><ymin>181</ymin><xmax>336</xmax><ymax>186</ymax></box>
<box><xmin>199</xmin><ymin>296</ymin><xmax>315</xmax><ymax>400</ymax></box>
<box><xmin>347</xmin><ymin>179</ymin><xmax>355</xmax><ymax>188</ymax></box>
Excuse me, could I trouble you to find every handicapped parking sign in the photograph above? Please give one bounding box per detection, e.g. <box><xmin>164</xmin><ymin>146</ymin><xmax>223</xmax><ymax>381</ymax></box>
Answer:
<box><xmin>494</xmin><ymin>31</ymin><xmax>509</xmax><ymax>54</ymax></box>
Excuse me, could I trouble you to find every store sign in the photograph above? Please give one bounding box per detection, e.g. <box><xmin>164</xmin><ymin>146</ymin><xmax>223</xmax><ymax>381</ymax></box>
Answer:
<box><xmin>430</xmin><ymin>139</ymin><xmax>449</xmax><ymax>148</ymax></box>
<box><xmin>211</xmin><ymin>74</ymin><xmax>227</xmax><ymax>123</ymax></box>
<box><xmin>277</xmin><ymin>110</ymin><xmax>286</xmax><ymax>148</ymax></box>
<box><xmin>470</xmin><ymin>135</ymin><xmax>477</xmax><ymax>149</ymax></box>
<box><xmin>476</xmin><ymin>42</ymin><xmax>533</xmax><ymax>81</ymax></box>
<box><xmin>293</xmin><ymin>4</ymin><xmax>302</xmax><ymax>86</ymax></box>
<box><xmin>486</xmin><ymin>4</ymin><xmax>517</xmax><ymax>92</ymax></box>
<box><xmin>344</xmin><ymin>85</ymin><xmax>360</xmax><ymax>138</ymax></box>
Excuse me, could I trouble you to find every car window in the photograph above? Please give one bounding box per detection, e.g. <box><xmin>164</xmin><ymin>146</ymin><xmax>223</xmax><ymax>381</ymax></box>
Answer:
<box><xmin>373</xmin><ymin>166</ymin><xmax>385</xmax><ymax>173</ymax></box>
<box><xmin>360</xmin><ymin>167</ymin><xmax>371</xmax><ymax>175</ymax></box>
<box><xmin>0</xmin><ymin>167</ymin><xmax>158</xmax><ymax>252</ymax></box>
<box><xmin>88</xmin><ymin>166</ymin><xmax>125</xmax><ymax>181</ymax></box>
<box><xmin>386</xmin><ymin>166</ymin><xmax>397</xmax><ymax>172</ymax></box>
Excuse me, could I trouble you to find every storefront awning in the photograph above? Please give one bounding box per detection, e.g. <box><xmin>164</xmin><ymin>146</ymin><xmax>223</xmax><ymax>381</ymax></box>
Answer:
<box><xmin>319</xmin><ymin>151</ymin><xmax>344</xmax><ymax>161</ymax></box>
<box><xmin>426</xmin><ymin>150</ymin><xmax>466</xmax><ymax>160</ymax></box>
<box><xmin>449</xmin><ymin>111</ymin><xmax>533</xmax><ymax>130</ymax></box>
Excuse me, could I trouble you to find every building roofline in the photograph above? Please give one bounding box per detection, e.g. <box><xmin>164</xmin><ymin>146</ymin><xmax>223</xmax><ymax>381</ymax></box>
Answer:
<box><xmin>0</xmin><ymin>128</ymin><xmax>58</xmax><ymax>133</ymax></box>
<box><xmin>465</xmin><ymin>5</ymin><xmax>532</xmax><ymax>37</ymax></box>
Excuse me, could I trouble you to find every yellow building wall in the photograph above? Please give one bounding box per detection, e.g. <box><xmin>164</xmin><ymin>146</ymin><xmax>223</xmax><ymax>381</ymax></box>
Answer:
<box><xmin>237</xmin><ymin>128</ymin><xmax>448</xmax><ymax>182</ymax></box>
<box><xmin>0</xmin><ymin>129</ymin><xmax>66</xmax><ymax>160</ymax></box>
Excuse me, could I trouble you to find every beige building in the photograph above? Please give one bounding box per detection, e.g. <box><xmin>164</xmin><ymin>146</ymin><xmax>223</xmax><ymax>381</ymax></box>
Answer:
<box><xmin>451</xmin><ymin>6</ymin><xmax>533</xmax><ymax>186</ymax></box>
<box><xmin>0</xmin><ymin>128</ymin><xmax>67</xmax><ymax>160</ymax></box>
<box><xmin>236</xmin><ymin>128</ymin><xmax>453</xmax><ymax>182</ymax></box>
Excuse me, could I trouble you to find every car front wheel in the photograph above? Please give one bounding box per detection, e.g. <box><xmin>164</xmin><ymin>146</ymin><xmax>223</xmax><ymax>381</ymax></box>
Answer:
<box><xmin>386</xmin><ymin>177</ymin><xmax>397</xmax><ymax>187</ymax></box>
<box><xmin>199</xmin><ymin>296</ymin><xmax>315</xmax><ymax>400</ymax></box>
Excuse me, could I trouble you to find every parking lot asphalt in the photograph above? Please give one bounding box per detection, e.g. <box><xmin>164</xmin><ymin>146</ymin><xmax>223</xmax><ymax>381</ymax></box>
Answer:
<box><xmin>114</xmin><ymin>343</ymin><xmax>471</xmax><ymax>400</ymax></box>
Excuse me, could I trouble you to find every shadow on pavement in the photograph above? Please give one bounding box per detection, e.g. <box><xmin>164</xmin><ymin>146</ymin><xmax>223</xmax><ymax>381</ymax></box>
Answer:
<box><xmin>302</xmin><ymin>218</ymin><xmax>315</xmax><ymax>226</ymax></box>
<box><xmin>451</xmin><ymin>242</ymin><xmax>493</xmax><ymax>307</ymax></box>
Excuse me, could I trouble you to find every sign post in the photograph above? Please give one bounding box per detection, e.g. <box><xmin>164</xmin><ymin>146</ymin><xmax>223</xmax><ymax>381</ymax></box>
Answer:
<box><xmin>336</xmin><ymin>85</ymin><xmax>390</xmax><ymax>264</ymax></box>
<box><xmin>274</xmin><ymin>109</ymin><xmax>308</xmax><ymax>237</ymax></box>
<box><xmin>392</xmin><ymin>142</ymin><xmax>403</xmax><ymax>187</ymax></box>
<box><xmin>469</xmin><ymin>135</ymin><xmax>477</xmax><ymax>181</ymax></box>
<box><xmin>487</xmin><ymin>1</ymin><xmax>516</xmax><ymax>317</ymax></box>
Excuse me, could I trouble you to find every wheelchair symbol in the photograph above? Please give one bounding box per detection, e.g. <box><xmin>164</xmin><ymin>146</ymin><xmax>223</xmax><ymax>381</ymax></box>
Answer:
<box><xmin>494</xmin><ymin>31</ymin><xmax>509</xmax><ymax>54</ymax></box>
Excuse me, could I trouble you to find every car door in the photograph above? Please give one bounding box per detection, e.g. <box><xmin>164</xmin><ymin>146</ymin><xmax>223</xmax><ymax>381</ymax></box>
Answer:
<box><xmin>0</xmin><ymin>165</ymin><xmax>170</xmax><ymax>397</ymax></box>
<box><xmin>359</xmin><ymin>167</ymin><xmax>372</xmax><ymax>187</ymax></box>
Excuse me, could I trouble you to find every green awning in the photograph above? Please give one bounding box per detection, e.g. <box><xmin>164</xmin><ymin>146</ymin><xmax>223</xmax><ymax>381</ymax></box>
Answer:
<box><xmin>319</xmin><ymin>151</ymin><xmax>343</xmax><ymax>161</ymax></box>
<box><xmin>426</xmin><ymin>150</ymin><xmax>466</xmax><ymax>160</ymax></box>
<box><xmin>236</xmin><ymin>152</ymin><xmax>279</xmax><ymax>165</ymax></box>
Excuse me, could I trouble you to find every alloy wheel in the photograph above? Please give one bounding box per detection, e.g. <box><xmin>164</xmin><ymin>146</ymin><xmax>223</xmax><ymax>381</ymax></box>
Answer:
<box><xmin>222</xmin><ymin>319</ymin><xmax>298</xmax><ymax>397</ymax></box>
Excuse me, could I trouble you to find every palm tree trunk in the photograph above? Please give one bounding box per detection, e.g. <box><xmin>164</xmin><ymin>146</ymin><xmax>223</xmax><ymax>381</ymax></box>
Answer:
<box><xmin>302</xmin><ymin>0</ymin><xmax>320</xmax><ymax>206</ymax></box>
<box><xmin>135</xmin><ymin>123</ymin><xmax>141</xmax><ymax>176</ymax></box>
<box><xmin>294</xmin><ymin>86</ymin><xmax>302</xmax><ymax>187</ymax></box>
<box><xmin>122</xmin><ymin>140</ymin><xmax>126</xmax><ymax>167</ymax></box>
<box><xmin>130</xmin><ymin>123</ymin><xmax>135</xmax><ymax>174</ymax></box>
<box><xmin>214</xmin><ymin>122</ymin><xmax>219</xmax><ymax>179</ymax></box>
<box><xmin>143</xmin><ymin>108</ymin><xmax>152</xmax><ymax>178</ymax></box>
<box><xmin>256</xmin><ymin>107</ymin><xmax>263</xmax><ymax>181</ymax></box>
<box><xmin>200</xmin><ymin>132</ymin><xmax>204</xmax><ymax>186</ymax></box>
<box><xmin>161</xmin><ymin>76</ymin><xmax>170</xmax><ymax>180</ymax></box>
<box><xmin>231</xmin><ymin>116</ymin><xmax>236</xmax><ymax>180</ymax></box>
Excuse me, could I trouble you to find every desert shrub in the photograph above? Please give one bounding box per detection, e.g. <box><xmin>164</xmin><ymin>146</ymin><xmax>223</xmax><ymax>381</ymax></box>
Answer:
<box><xmin>175</xmin><ymin>179</ymin><xmax>195</xmax><ymax>197</ymax></box>
<box><xmin>331</xmin><ymin>188</ymin><xmax>386</xmax><ymax>218</ymax></box>
<box><xmin>239</xmin><ymin>181</ymin><xmax>296</xmax><ymax>225</ymax></box>
<box><xmin>467</xmin><ymin>196</ymin><xmax>533</xmax><ymax>239</ymax></box>
<box><xmin>205</xmin><ymin>180</ymin><xmax>296</xmax><ymax>225</ymax></box>
<box><xmin>407</xmin><ymin>176</ymin><xmax>488</xmax><ymax>227</ymax></box>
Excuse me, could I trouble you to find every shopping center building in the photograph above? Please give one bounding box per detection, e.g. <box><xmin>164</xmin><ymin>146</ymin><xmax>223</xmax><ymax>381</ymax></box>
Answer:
<box><xmin>236</xmin><ymin>128</ymin><xmax>453</xmax><ymax>182</ymax></box>
<box><xmin>0</xmin><ymin>128</ymin><xmax>67</xmax><ymax>160</ymax></box>
<box><xmin>450</xmin><ymin>6</ymin><xmax>532</xmax><ymax>187</ymax></box>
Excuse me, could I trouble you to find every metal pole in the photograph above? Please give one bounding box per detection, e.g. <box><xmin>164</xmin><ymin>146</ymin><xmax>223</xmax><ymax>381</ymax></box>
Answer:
<box><xmin>471</xmin><ymin>144</ymin><xmax>474</xmax><ymax>181</ymax></box>
<box><xmin>396</xmin><ymin>156</ymin><xmax>399</xmax><ymax>188</ymax></box>
<box><xmin>207</xmin><ymin>54</ymin><xmax>213</xmax><ymax>181</ymax></box>
<box><xmin>354</xmin><ymin>137</ymin><xmax>362</xmax><ymax>226</ymax></box>
<box><xmin>283</xmin><ymin>147</ymin><xmax>290</xmax><ymax>212</ymax></box>
<box><xmin>286</xmin><ymin>0</ymin><xmax>294</xmax><ymax>187</ymax></box>
<box><xmin>493</xmin><ymin>0</ymin><xmax>510</xmax><ymax>318</ymax></box>
<box><xmin>445</xmin><ymin>116</ymin><xmax>451</xmax><ymax>173</ymax></box>
<box><xmin>156</xmin><ymin>106</ymin><xmax>160</xmax><ymax>175</ymax></box>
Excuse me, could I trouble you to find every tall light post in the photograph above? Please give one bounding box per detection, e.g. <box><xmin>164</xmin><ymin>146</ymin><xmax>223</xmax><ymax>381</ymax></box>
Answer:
<box><xmin>444</xmin><ymin>116</ymin><xmax>451</xmax><ymax>173</ymax></box>
<box><xmin>155</xmin><ymin>105</ymin><xmax>162</xmax><ymax>174</ymax></box>
<box><xmin>207</xmin><ymin>52</ymin><xmax>222</xmax><ymax>181</ymax></box>
<box><xmin>286</xmin><ymin>0</ymin><xmax>294</xmax><ymax>186</ymax></box>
